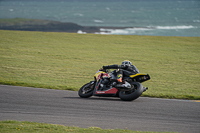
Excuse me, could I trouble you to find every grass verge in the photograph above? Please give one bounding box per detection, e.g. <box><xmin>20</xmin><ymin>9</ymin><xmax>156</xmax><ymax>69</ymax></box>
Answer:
<box><xmin>0</xmin><ymin>120</ymin><xmax>177</xmax><ymax>133</ymax></box>
<box><xmin>0</xmin><ymin>30</ymin><xmax>199</xmax><ymax>99</ymax></box>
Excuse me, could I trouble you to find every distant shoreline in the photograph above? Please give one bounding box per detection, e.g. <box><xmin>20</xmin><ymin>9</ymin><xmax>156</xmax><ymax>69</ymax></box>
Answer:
<box><xmin>0</xmin><ymin>18</ymin><xmax>130</xmax><ymax>34</ymax></box>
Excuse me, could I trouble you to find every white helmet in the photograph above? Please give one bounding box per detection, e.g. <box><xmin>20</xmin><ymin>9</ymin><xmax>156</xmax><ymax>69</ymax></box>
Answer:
<box><xmin>121</xmin><ymin>60</ymin><xmax>132</xmax><ymax>67</ymax></box>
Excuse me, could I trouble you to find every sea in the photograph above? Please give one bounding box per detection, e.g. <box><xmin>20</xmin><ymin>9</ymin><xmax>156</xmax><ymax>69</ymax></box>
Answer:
<box><xmin>0</xmin><ymin>0</ymin><xmax>200</xmax><ymax>37</ymax></box>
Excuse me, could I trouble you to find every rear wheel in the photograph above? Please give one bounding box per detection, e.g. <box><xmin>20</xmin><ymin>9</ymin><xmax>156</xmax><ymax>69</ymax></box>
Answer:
<box><xmin>119</xmin><ymin>82</ymin><xmax>143</xmax><ymax>101</ymax></box>
<box><xmin>78</xmin><ymin>82</ymin><xmax>94</xmax><ymax>98</ymax></box>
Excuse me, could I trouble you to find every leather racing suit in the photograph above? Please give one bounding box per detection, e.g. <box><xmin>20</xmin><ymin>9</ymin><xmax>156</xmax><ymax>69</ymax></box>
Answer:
<box><xmin>101</xmin><ymin>64</ymin><xmax>139</xmax><ymax>88</ymax></box>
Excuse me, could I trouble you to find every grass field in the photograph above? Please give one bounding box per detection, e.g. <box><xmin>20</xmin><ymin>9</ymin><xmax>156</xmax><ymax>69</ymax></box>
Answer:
<box><xmin>0</xmin><ymin>120</ymin><xmax>176</xmax><ymax>133</ymax></box>
<box><xmin>0</xmin><ymin>30</ymin><xmax>199</xmax><ymax>99</ymax></box>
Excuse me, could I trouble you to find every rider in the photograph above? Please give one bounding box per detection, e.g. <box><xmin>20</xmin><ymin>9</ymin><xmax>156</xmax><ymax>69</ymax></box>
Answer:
<box><xmin>101</xmin><ymin>60</ymin><xmax>139</xmax><ymax>88</ymax></box>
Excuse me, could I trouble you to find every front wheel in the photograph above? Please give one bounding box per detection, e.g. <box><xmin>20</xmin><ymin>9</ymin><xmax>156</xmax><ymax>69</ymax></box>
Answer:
<box><xmin>78</xmin><ymin>82</ymin><xmax>94</xmax><ymax>98</ymax></box>
<box><xmin>119</xmin><ymin>82</ymin><xmax>143</xmax><ymax>101</ymax></box>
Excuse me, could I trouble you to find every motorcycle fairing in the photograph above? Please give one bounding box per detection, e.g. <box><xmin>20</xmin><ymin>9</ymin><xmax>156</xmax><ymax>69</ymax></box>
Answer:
<box><xmin>94</xmin><ymin>70</ymin><xmax>110</xmax><ymax>81</ymax></box>
<box><xmin>95</xmin><ymin>87</ymin><xmax>118</xmax><ymax>95</ymax></box>
<box><xmin>93</xmin><ymin>78</ymin><xmax>118</xmax><ymax>96</ymax></box>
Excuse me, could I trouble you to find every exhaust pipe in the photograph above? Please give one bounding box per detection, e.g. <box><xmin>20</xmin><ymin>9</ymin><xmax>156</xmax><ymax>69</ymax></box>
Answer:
<box><xmin>143</xmin><ymin>87</ymin><xmax>148</xmax><ymax>92</ymax></box>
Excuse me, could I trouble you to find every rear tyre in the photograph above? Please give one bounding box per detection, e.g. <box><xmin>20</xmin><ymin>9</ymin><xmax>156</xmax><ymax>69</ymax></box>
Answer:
<box><xmin>78</xmin><ymin>82</ymin><xmax>94</xmax><ymax>98</ymax></box>
<box><xmin>119</xmin><ymin>82</ymin><xmax>143</xmax><ymax>101</ymax></box>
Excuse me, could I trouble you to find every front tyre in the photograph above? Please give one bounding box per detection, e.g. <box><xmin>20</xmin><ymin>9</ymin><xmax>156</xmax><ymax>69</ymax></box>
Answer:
<box><xmin>78</xmin><ymin>82</ymin><xmax>94</xmax><ymax>98</ymax></box>
<box><xmin>119</xmin><ymin>82</ymin><xmax>143</xmax><ymax>101</ymax></box>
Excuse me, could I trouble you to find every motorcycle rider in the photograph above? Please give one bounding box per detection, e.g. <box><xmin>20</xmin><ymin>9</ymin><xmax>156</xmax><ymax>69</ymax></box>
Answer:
<box><xmin>101</xmin><ymin>60</ymin><xmax>139</xmax><ymax>89</ymax></box>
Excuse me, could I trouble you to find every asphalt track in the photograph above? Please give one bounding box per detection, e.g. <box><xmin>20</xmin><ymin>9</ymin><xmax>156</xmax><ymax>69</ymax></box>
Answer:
<box><xmin>0</xmin><ymin>85</ymin><xmax>200</xmax><ymax>133</ymax></box>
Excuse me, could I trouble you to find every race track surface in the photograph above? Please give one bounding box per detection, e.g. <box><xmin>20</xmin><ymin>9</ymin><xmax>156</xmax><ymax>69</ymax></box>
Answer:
<box><xmin>0</xmin><ymin>85</ymin><xmax>199</xmax><ymax>133</ymax></box>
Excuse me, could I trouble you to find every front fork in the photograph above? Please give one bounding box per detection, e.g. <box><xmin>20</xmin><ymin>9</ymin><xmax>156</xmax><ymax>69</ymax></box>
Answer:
<box><xmin>94</xmin><ymin>79</ymin><xmax>102</xmax><ymax>92</ymax></box>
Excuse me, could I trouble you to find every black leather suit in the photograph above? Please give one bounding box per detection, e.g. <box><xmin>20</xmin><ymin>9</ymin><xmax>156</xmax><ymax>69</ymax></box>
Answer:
<box><xmin>103</xmin><ymin>64</ymin><xmax>139</xmax><ymax>81</ymax></box>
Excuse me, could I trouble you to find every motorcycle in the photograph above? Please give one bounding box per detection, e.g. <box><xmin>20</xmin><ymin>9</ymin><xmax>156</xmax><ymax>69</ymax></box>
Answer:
<box><xmin>78</xmin><ymin>68</ymin><xmax>150</xmax><ymax>101</ymax></box>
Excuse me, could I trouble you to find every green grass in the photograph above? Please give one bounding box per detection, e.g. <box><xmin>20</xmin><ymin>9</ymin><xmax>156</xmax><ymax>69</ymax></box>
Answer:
<box><xmin>0</xmin><ymin>120</ymin><xmax>176</xmax><ymax>133</ymax></box>
<box><xmin>0</xmin><ymin>30</ymin><xmax>200</xmax><ymax>100</ymax></box>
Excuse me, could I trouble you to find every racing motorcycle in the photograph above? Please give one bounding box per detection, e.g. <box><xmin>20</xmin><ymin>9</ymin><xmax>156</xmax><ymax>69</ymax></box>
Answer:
<box><xmin>78</xmin><ymin>68</ymin><xmax>150</xmax><ymax>101</ymax></box>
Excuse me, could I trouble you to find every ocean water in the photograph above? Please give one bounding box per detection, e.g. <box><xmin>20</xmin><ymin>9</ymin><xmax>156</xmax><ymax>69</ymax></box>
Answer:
<box><xmin>0</xmin><ymin>0</ymin><xmax>200</xmax><ymax>36</ymax></box>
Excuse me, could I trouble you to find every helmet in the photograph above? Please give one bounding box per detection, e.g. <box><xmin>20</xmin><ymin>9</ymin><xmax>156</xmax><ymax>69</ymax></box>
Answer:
<box><xmin>121</xmin><ymin>60</ymin><xmax>132</xmax><ymax>67</ymax></box>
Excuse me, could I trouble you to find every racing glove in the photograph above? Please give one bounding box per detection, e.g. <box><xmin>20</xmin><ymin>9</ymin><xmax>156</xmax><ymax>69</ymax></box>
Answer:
<box><xmin>103</xmin><ymin>66</ymin><xmax>109</xmax><ymax>69</ymax></box>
